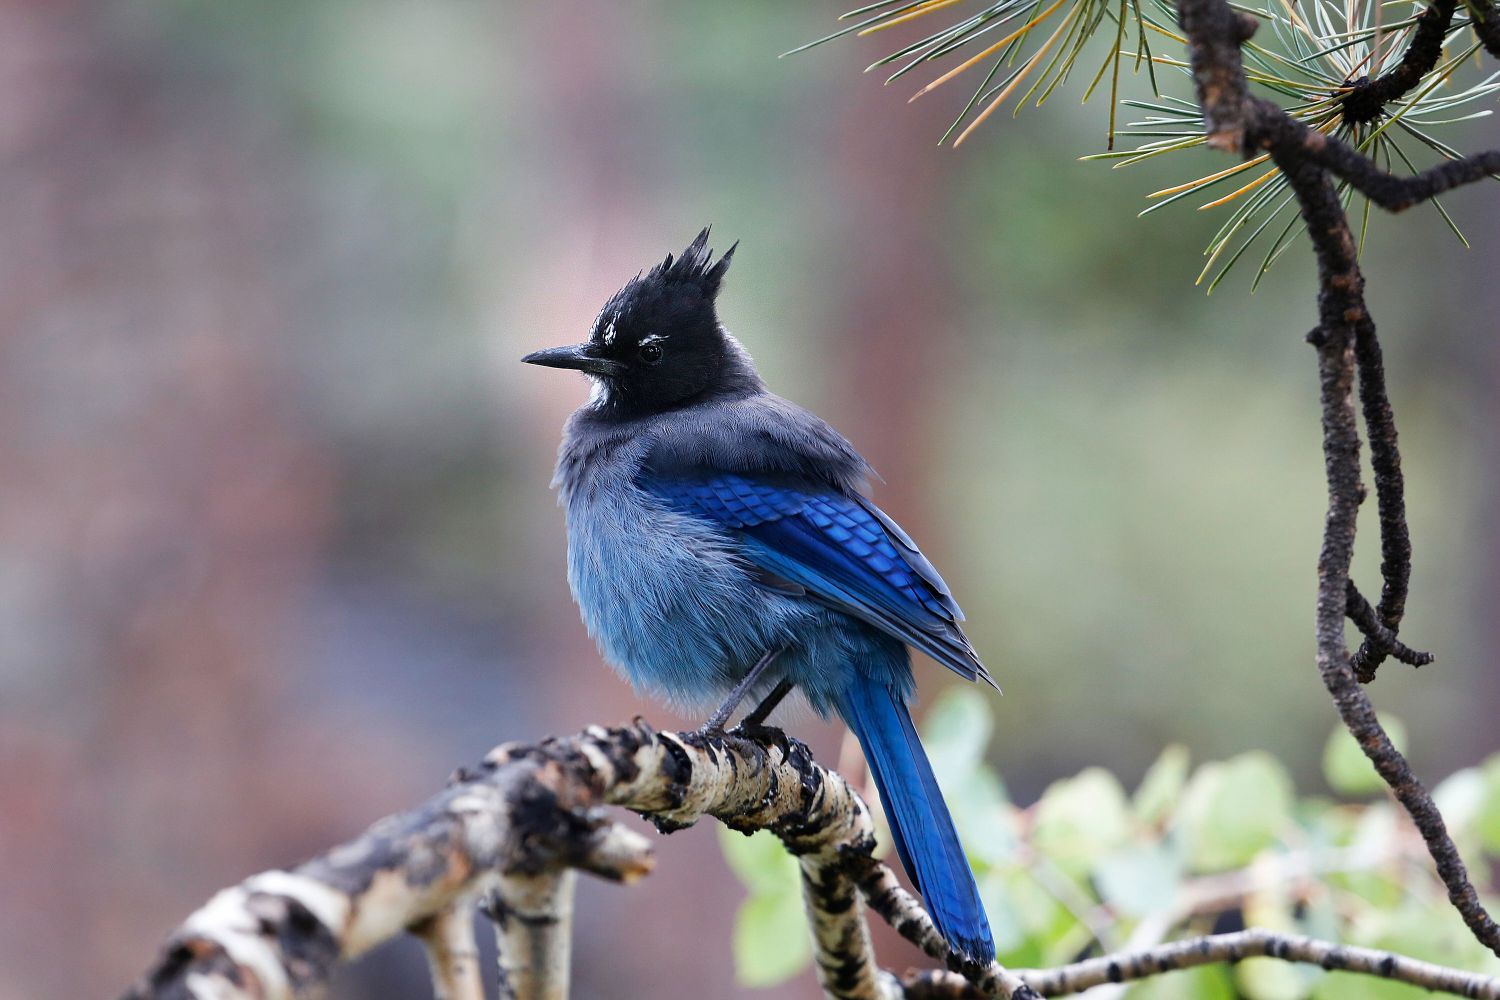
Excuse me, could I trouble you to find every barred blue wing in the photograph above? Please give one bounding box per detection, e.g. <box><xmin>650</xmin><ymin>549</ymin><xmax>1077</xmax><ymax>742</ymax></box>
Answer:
<box><xmin>640</xmin><ymin>471</ymin><xmax>995</xmax><ymax>688</ymax></box>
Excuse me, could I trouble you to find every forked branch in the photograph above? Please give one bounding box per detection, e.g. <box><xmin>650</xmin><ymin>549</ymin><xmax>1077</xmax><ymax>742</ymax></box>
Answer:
<box><xmin>1176</xmin><ymin>0</ymin><xmax>1500</xmax><ymax>959</ymax></box>
<box><xmin>124</xmin><ymin>721</ymin><xmax>1500</xmax><ymax>1000</ymax></box>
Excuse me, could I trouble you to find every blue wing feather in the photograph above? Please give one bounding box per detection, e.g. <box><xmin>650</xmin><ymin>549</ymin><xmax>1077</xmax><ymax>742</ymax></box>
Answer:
<box><xmin>641</xmin><ymin>472</ymin><xmax>994</xmax><ymax>688</ymax></box>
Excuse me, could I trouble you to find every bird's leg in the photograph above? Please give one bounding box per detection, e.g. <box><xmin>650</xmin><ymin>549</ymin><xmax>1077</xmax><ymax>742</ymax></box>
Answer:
<box><xmin>740</xmin><ymin>679</ymin><xmax>793</xmax><ymax>728</ymax></box>
<box><xmin>700</xmin><ymin>647</ymin><xmax>784</xmax><ymax>735</ymax></box>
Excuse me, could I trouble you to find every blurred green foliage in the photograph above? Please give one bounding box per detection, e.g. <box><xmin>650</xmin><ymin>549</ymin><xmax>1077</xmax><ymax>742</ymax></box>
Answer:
<box><xmin>723</xmin><ymin>688</ymin><xmax>1500</xmax><ymax>994</ymax></box>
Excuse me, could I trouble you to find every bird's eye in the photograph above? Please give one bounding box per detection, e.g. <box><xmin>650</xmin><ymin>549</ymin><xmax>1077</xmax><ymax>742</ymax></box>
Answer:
<box><xmin>639</xmin><ymin>342</ymin><xmax>663</xmax><ymax>364</ymax></box>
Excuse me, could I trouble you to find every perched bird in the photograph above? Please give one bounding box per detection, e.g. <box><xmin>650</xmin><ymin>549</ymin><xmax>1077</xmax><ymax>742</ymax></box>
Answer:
<box><xmin>523</xmin><ymin>229</ymin><xmax>997</xmax><ymax>963</ymax></box>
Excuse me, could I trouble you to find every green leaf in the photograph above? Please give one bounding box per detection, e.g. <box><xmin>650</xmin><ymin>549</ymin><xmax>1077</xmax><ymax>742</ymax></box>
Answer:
<box><xmin>1134</xmin><ymin>743</ymin><xmax>1190</xmax><ymax>826</ymax></box>
<box><xmin>921</xmin><ymin>685</ymin><xmax>996</xmax><ymax>788</ymax></box>
<box><xmin>949</xmin><ymin>766</ymin><xmax>1019</xmax><ymax>867</ymax></box>
<box><xmin>983</xmin><ymin>867</ymin><xmax>1073</xmax><ymax>967</ymax></box>
<box><xmin>1177</xmin><ymin>752</ymin><xmax>1293</xmax><ymax>872</ymax></box>
<box><xmin>1237</xmin><ymin>956</ymin><xmax>1317</xmax><ymax>1000</ymax></box>
<box><xmin>1316</xmin><ymin>902</ymin><xmax>1497</xmax><ymax>1000</ymax></box>
<box><xmin>1032</xmin><ymin>767</ymin><xmax>1132</xmax><ymax>870</ymax></box>
<box><xmin>719</xmin><ymin>827</ymin><xmax>800</xmax><ymax>896</ymax></box>
<box><xmin>1094</xmin><ymin>840</ymin><xmax>1182</xmax><ymax>917</ymax></box>
<box><xmin>1473</xmin><ymin>754</ymin><xmax>1500</xmax><ymax>854</ymax></box>
<box><xmin>1125</xmin><ymin>964</ymin><xmax>1237</xmax><ymax>1000</ymax></box>
<box><xmin>1240</xmin><ymin>888</ymin><xmax>1321</xmax><ymax>1000</ymax></box>
<box><xmin>1322</xmin><ymin>716</ymin><xmax>1406</xmax><ymax>796</ymax></box>
<box><xmin>732</xmin><ymin>889</ymin><xmax>812</xmax><ymax>988</ymax></box>
<box><xmin>1432</xmin><ymin>766</ymin><xmax>1484</xmax><ymax>839</ymax></box>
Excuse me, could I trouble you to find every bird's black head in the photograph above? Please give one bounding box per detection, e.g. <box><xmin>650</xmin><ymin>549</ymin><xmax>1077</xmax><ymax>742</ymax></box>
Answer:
<box><xmin>523</xmin><ymin>229</ymin><xmax>760</xmax><ymax>419</ymax></box>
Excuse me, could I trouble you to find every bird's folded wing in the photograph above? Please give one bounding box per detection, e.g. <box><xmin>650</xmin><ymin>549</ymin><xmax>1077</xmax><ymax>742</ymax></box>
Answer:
<box><xmin>639</xmin><ymin>471</ymin><xmax>995</xmax><ymax>688</ymax></box>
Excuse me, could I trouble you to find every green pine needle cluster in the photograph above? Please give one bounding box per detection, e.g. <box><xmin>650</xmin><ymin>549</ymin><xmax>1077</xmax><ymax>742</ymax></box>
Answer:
<box><xmin>796</xmin><ymin>0</ymin><xmax>1498</xmax><ymax>288</ymax></box>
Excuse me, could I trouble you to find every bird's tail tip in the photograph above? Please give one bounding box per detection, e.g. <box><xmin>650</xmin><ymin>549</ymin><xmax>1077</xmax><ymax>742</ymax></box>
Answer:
<box><xmin>836</xmin><ymin>679</ymin><xmax>995</xmax><ymax>964</ymax></box>
<box><xmin>952</xmin><ymin>936</ymin><xmax>996</xmax><ymax>966</ymax></box>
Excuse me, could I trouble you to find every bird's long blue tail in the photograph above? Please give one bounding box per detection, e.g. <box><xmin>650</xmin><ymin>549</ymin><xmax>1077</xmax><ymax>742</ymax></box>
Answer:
<box><xmin>836</xmin><ymin>680</ymin><xmax>995</xmax><ymax>963</ymax></box>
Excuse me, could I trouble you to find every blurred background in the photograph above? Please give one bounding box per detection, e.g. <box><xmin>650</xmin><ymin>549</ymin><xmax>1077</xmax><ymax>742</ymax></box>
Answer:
<box><xmin>1</xmin><ymin>1</ymin><xmax>1496</xmax><ymax>997</ymax></box>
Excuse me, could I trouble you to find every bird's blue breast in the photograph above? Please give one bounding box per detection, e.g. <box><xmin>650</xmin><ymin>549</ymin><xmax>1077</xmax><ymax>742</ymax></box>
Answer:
<box><xmin>560</xmin><ymin>453</ymin><xmax>812</xmax><ymax>710</ymax></box>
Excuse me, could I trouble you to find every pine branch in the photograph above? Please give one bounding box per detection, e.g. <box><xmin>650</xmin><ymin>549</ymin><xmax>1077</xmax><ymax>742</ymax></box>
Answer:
<box><xmin>1175</xmin><ymin>0</ymin><xmax>1500</xmax><ymax>958</ymax></box>
<box><xmin>1341</xmin><ymin>0</ymin><xmax>1459</xmax><ymax>125</ymax></box>
<box><xmin>1346</xmin><ymin>578</ymin><xmax>1434</xmax><ymax>672</ymax></box>
<box><xmin>1347</xmin><ymin>318</ymin><xmax>1424</xmax><ymax>681</ymax></box>
<box><xmin>1470</xmin><ymin>0</ymin><xmax>1500</xmax><ymax>54</ymax></box>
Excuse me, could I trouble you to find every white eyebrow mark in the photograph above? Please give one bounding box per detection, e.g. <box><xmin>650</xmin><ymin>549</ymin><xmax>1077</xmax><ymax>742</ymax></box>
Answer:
<box><xmin>639</xmin><ymin>333</ymin><xmax>666</xmax><ymax>346</ymax></box>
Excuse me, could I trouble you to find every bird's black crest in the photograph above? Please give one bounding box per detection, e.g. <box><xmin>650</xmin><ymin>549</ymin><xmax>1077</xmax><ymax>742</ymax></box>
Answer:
<box><xmin>647</xmin><ymin>227</ymin><xmax>737</xmax><ymax>300</ymax></box>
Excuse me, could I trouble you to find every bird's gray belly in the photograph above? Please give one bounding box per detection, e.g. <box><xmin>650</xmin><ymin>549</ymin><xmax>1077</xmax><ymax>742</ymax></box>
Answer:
<box><xmin>563</xmin><ymin>491</ymin><xmax>804</xmax><ymax>708</ymax></box>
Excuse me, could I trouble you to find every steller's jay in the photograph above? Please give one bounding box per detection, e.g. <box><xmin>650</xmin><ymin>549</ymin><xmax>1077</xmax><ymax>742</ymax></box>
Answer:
<box><xmin>523</xmin><ymin>229</ymin><xmax>996</xmax><ymax>962</ymax></box>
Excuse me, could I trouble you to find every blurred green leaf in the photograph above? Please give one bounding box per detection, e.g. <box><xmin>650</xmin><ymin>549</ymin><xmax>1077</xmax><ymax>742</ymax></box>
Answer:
<box><xmin>1346</xmin><ymin>801</ymin><xmax>1398</xmax><ymax>859</ymax></box>
<box><xmin>732</xmin><ymin>889</ymin><xmax>812</xmax><ymax>988</ymax></box>
<box><xmin>1125</xmin><ymin>964</ymin><xmax>1238</xmax><ymax>1000</ymax></box>
<box><xmin>1240</xmin><ymin>885</ymin><xmax>1322</xmax><ymax>1000</ymax></box>
<box><xmin>1178</xmin><ymin>752</ymin><xmax>1293</xmax><ymax>871</ymax></box>
<box><xmin>1473</xmin><ymin>754</ymin><xmax>1500</xmax><ymax>854</ymax></box>
<box><xmin>951</xmin><ymin>767</ymin><xmax>1018</xmax><ymax>867</ymax></box>
<box><xmin>1322</xmin><ymin>716</ymin><xmax>1406</xmax><ymax>797</ymax></box>
<box><xmin>1317</xmin><ymin>901</ymin><xmax>1498</xmax><ymax>1000</ymax></box>
<box><xmin>1327</xmin><ymin>868</ymin><xmax>1406</xmax><ymax>909</ymax></box>
<box><xmin>1135</xmin><ymin>743</ymin><xmax>1190</xmax><ymax>826</ymax></box>
<box><xmin>1237</xmin><ymin>956</ymin><xmax>1317</xmax><ymax>1000</ymax></box>
<box><xmin>1033</xmin><ymin>767</ymin><xmax>1132</xmax><ymax>870</ymax></box>
<box><xmin>922</xmin><ymin>685</ymin><xmax>996</xmax><ymax>787</ymax></box>
<box><xmin>986</xmin><ymin>866</ymin><xmax>1086</xmax><ymax>967</ymax></box>
<box><xmin>719</xmin><ymin>827</ymin><xmax>800</xmax><ymax>897</ymax></box>
<box><xmin>1432</xmin><ymin>766</ymin><xmax>1485</xmax><ymax>842</ymax></box>
<box><xmin>1315</xmin><ymin>968</ymin><xmax>1424</xmax><ymax>1000</ymax></box>
<box><xmin>1095</xmin><ymin>840</ymin><xmax>1182</xmax><ymax>917</ymax></box>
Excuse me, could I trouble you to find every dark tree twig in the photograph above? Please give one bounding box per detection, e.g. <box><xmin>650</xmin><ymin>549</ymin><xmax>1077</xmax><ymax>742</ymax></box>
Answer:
<box><xmin>1341</xmin><ymin>0</ymin><xmax>1459</xmax><ymax>125</ymax></box>
<box><xmin>1468</xmin><ymin>0</ymin><xmax>1500</xmax><ymax>54</ymax></box>
<box><xmin>1176</xmin><ymin>0</ymin><xmax>1500</xmax><ymax>958</ymax></box>
<box><xmin>1347</xmin><ymin>320</ymin><xmax>1425</xmax><ymax>680</ymax></box>
<box><xmin>1346</xmin><ymin>579</ymin><xmax>1434</xmax><ymax>671</ymax></box>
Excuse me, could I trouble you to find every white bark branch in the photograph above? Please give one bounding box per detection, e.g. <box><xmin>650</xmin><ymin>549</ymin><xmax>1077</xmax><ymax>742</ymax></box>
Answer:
<box><xmin>123</xmin><ymin>721</ymin><xmax>908</xmax><ymax>1000</ymax></box>
<box><xmin>800</xmin><ymin>853</ymin><xmax>903</xmax><ymax>999</ymax></box>
<box><xmin>414</xmin><ymin>904</ymin><xmax>484</xmax><ymax>1000</ymax></box>
<box><xmin>121</xmin><ymin>720</ymin><xmax>1500</xmax><ymax>1000</ymax></box>
<box><xmin>900</xmin><ymin>928</ymin><xmax>1500</xmax><ymax>998</ymax></box>
<box><xmin>486</xmin><ymin>872</ymin><xmax>576</xmax><ymax>1000</ymax></box>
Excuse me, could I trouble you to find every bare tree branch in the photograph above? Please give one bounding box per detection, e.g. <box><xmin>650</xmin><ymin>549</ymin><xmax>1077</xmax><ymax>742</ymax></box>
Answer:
<box><xmin>1469</xmin><ymin>0</ymin><xmax>1500</xmax><ymax>54</ymax></box>
<box><xmin>1341</xmin><ymin>0</ymin><xmax>1459</xmax><ymax>124</ymax></box>
<box><xmin>901</xmin><ymin>929</ymin><xmax>1500</xmax><ymax>998</ymax></box>
<box><xmin>799</xmin><ymin>842</ymin><xmax>904</xmax><ymax>999</ymax></box>
<box><xmin>1347</xmin><ymin>263</ymin><xmax>1422</xmax><ymax>680</ymax></box>
<box><xmin>484</xmin><ymin>872</ymin><xmax>576</xmax><ymax>1000</ymax></box>
<box><xmin>1175</xmin><ymin>0</ymin><xmax>1500</xmax><ymax>959</ymax></box>
<box><xmin>122</xmin><ymin>720</ymin><xmax>1500</xmax><ymax>1000</ymax></box>
<box><xmin>414</xmin><ymin>905</ymin><xmax>484</xmax><ymax>1000</ymax></box>
<box><xmin>1346</xmin><ymin>579</ymin><xmax>1433</xmax><ymax>671</ymax></box>
<box><xmin>122</xmin><ymin>722</ymin><xmax>913</xmax><ymax>1000</ymax></box>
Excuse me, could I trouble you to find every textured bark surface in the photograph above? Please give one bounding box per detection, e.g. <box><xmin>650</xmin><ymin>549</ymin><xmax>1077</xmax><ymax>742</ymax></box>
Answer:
<box><xmin>123</xmin><ymin>720</ymin><xmax>1500</xmax><ymax>1000</ymax></box>
<box><xmin>123</xmin><ymin>721</ymin><xmax>905</xmax><ymax>1000</ymax></box>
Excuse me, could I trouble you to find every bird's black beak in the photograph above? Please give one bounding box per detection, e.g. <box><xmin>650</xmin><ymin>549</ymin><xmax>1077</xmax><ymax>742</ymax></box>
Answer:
<box><xmin>521</xmin><ymin>343</ymin><xmax>622</xmax><ymax>376</ymax></box>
